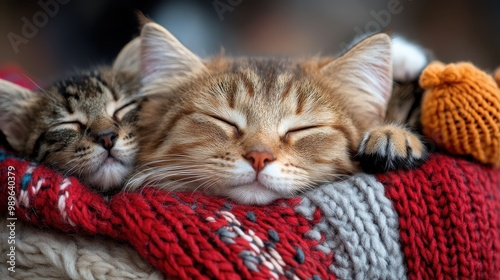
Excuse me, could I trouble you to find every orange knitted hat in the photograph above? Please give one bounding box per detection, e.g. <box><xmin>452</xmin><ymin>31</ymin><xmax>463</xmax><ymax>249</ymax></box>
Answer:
<box><xmin>420</xmin><ymin>62</ymin><xmax>500</xmax><ymax>167</ymax></box>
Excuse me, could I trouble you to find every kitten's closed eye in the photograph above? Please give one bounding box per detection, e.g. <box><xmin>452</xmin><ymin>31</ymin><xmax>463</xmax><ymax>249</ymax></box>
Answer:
<box><xmin>208</xmin><ymin>114</ymin><xmax>239</xmax><ymax>130</ymax></box>
<box><xmin>114</xmin><ymin>101</ymin><xmax>138</xmax><ymax>122</ymax></box>
<box><xmin>284</xmin><ymin>125</ymin><xmax>322</xmax><ymax>140</ymax></box>
<box><xmin>207</xmin><ymin>114</ymin><xmax>240</xmax><ymax>136</ymax></box>
<box><xmin>50</xmin><ymin>121</ymin><xmax>85</xmax><ymax>131</ymax></box>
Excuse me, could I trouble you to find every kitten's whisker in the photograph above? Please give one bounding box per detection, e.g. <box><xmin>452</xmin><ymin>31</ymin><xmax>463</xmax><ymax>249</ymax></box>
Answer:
<box><xmin>22</xmin><ymin>74</ymin><xmax>44</xmax><ymax>91</ymax></box>
<box><xmin>61</xmin><ymin>159</ymin><xmax>88</xmax><ymax>178</ymax></box>
<box><xmin>133</xmin><ymin>162</ymin><xmax>207</xmax><ymax>173</ymax></box>
<box><xmin>176</xmin><ymin>177</ymin><xmax>211</xmax><ymax>191</ymax></box>
<box><xmin>59</xmin><ymin>158</ymin><xmax>81</xmax><ymax>175</ymax></box>
<box><xmin>138</xmin><ymin>164</ymin><xmax>209</xmax><ymax>173</ymax></box>
<box><xmin>133</xmin><ymin>167</ymin><xmax>207</xmax><ymax>190</ymax></box>
<box><xmin>191</xmin><ymin>177</ymin><xmax>220</xmax><ymax>194</ymax></box>
<box><xmin>156</xmin><ymin>174</ymin><xmax>210</xmax><ymax>193</ymax></box>
<box><xmin>129</xmin><ymin>166</ymin><xmax>207</xmax><ymax>182</ymax></box>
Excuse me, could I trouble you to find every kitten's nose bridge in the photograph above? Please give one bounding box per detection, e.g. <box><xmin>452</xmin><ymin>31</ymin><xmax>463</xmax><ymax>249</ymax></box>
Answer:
<box><xmin>90</xmin><ymin>118</ymin><xmax>119</xmax><ymax>150</ymax></box>
<box><xmin>244</xmin><ymin>150</ymin><xmax>275</xmax><ymax>173</ymax></box>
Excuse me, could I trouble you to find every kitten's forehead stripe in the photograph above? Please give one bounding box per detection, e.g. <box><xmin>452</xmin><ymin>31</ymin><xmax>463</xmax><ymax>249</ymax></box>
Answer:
<box><xmin>100</xmin><ymin>82</ymin><xmax>113</xmax><ymax>101</ymax></box>
<box><xmin>56</xmin><ymin>83</ymin><xmax>77</xmax><ymax>114</ymax></box>
<box><xmin>227</xmin><ymin>79</ymin><xmax>237</xmax><ymax>109</ymax></box>
<box><xmin>154</xmin><ymin>110</ymin><xmax>192</xmax><ymax>151</ymax></box>
<box><xmin>248</xmin><ymin>59</ymin><xmax>292</xmax><ymax>96</ymax></box>
<box><xmin>295</xmin><ymin>89</ymin><xmax>308</xmax><ymax>115</ymax></box>
<box><xmin>239</xmin><ymin>73</ymin><xmax>255</xmax><ymax>97</ymax></box>
<box><xmin>280</xmin><ymin>78</ymin><xmax>294</xmax><ymax>102</ymax></box>
<box><xmin>64</xmin><ymin>85</ymin><xmax>79</xmax><ymax>95</ymax></box>
<box><xmin>64</xmin><ymin>98</ymin><xmax>75</xmax><ymax>114</ymax></box>
<box><xmin>261</xmin><ymin>62</ymin><xmax>279</xmax><ymax>95</ymax></box>
<box><xmin>91</xmin><ymin>72</ymin><xmax>116</xmax><ymax>99</ymax></box>
<box><xmin>248</xmin><ymin>59</ymin><xmax>290</xmax><ymax>77</ymax></box>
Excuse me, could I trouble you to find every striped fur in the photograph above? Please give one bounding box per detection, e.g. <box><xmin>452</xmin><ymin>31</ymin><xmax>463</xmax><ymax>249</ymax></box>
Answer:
<box><xmin>130</xmin><ymin>58</ymin><xmax>360</xmax><ymax>204</ymax></box>
<box><xmin>126</xmin><ymin>22</ymin><xmax>429</xmax><ymax>205</ymax></box>
<box><xmin>0</xmin><ymin>39</ymin><xmax>143</xmax><ymax>191</ymax></box>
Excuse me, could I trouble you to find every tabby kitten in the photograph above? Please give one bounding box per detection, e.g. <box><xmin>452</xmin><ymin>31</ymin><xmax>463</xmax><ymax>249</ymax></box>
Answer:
<box><xmin>0</xmin><ymin>38</ymin><xmax>143</xmax><ymax>192</ymax></box>
<box><xmin>127</xmin><ymin>22</ymin><xmax>427</xmax><ymax>204</ymax></box>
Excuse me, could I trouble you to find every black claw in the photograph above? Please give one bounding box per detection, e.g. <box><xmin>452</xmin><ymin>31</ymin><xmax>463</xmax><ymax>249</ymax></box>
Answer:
<box><xmin>357</xmin><ymin>151</ymin><xmax>428</xmax><ymax>174</ymax></box>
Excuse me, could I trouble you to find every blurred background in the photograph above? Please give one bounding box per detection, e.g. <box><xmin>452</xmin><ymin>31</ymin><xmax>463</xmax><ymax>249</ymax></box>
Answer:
<box><xmin>0</xmin><ymin>0</ymin><xmax>499</xmax><ymax>84</ymax></box>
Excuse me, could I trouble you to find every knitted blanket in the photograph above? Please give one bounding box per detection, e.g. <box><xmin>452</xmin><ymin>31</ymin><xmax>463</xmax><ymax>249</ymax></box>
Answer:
<box><xmin>0</xmin><ymin>218</ymin><xmax>163</xmax><ymax>279</ymax></box>
<box><xmin>1</xmin><ymin>68</ymin><xmax>500</xmax><ymax>279</ymax></box>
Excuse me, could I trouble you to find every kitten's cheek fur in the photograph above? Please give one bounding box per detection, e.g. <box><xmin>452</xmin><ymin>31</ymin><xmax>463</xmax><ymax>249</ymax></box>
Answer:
<box><xmin>222</xmin><ymin>163</ymin><xmax>297</xmax><ymax>204</ymax></box>
<box><xmin>257</xmin><ymin>164</ymin><xmax>295</xmax><ymax>193</ymax></box>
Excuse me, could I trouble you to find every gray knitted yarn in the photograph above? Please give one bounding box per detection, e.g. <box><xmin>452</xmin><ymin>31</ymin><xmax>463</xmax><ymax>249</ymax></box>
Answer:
<box><xmin>296</xmin><ymin>174</ymin><xmax>407</xmax><ymax>280</ymax></box>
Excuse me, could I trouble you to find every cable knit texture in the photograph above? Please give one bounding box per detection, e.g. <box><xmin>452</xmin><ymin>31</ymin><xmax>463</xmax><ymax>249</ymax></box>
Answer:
<box><xmin>378</xmin><ymin>155</ymin><xmax>500</xmax><ymax>279</ymax></box>
<box><xmin>295</xmin><ymin>174</ymin><xmax>406</xmax><ymax>280</ymax></box>
<box><xmin>420</xmin><ymin>61</ymin><xmax>500</xmax><ymax>167</ymax></box>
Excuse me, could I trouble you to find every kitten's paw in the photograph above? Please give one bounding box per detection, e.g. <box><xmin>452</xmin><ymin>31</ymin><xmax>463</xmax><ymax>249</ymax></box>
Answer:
<box><xmin>392</xmin><ymin>37</ymin><xmax>428</xmax><ymax>81</ymax></box>
<box><xmin>357</xmin><ymin>124</ymin><xmax>428</xmax><ymax>173</ymax></box>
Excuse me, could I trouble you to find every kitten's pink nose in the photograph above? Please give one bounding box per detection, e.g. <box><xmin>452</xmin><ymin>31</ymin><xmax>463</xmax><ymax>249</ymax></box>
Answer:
<box><xmin>244</xmin><ymin>151</ymin><xmax>274</xmax><ymax>173</ymax></box>
<box><xmin>97</xmin><ymin>131</ymin><xmax>118</xmax><ymax>150</ymax></box>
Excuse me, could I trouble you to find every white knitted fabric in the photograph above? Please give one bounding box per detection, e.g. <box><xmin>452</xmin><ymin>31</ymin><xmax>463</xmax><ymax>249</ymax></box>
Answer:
<box><xmin>0</xmin><ymin>218</ymin><xmax>163</xmax><ymax>280</ymax></box>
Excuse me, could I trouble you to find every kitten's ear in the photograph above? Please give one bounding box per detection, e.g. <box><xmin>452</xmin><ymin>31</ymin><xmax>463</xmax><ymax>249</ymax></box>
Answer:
<box><xmin>321</xmin><ymin>33</ymin><xmax>392</xmax><ymax>129</ymax></box>
<box><xmin>0</xmin><ymin>80</ymin><xmax>38</xmax><ymax>152</ymax></box>
<box><xmin>113</xmin><ymin>37</ymin><xmax>141</xmax><ymax>72</ymax></box>
<box><xmin>140</xmin><ymin>22</ymin><xmax>206</xmax><ymax>85</ymax></box>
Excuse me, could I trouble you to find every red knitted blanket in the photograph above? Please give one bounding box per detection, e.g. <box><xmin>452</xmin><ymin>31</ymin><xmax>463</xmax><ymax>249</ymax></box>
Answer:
<box><xmin>1</xmin><ymin>68</ymin><xmax>500</xmax><ymax>279</ymax></box>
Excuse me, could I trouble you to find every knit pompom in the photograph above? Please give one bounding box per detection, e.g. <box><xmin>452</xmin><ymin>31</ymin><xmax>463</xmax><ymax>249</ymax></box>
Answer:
<box><xmin>420</xmin><ymin>62</ymin><xmax>491</xmax><ymax>89</ymax></box>
<box><xmin>419</xmin><ymin>61</ymin><xmax>446</xmax><ymax>88</ymax></box>
<box><xmin>420</xmin><ymin>62</ymin><xmax>500</xmax><ymax>167</ymax></box>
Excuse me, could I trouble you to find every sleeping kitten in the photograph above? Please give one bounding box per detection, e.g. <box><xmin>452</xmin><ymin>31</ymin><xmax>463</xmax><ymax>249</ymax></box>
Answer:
<box><xmin>127</xmin><ymin>22</ymin><xmax>428</xmax><ymax>204</ymax></box>
<box><xmin>0</xmin><ymin>38</ymin><xmax>143</xmax><ymax>192</ymax></box>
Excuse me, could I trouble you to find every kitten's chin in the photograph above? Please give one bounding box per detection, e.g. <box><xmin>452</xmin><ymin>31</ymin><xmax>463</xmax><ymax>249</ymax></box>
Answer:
<box><xmin>85</xmin><ymin>161</ymin><xmax>131</xmax><ymax>192</ymax></box>
<box><xmin>224</xmin><ymin>182</ymin><xmax>290</xmax><ymax>205</ymax></box>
